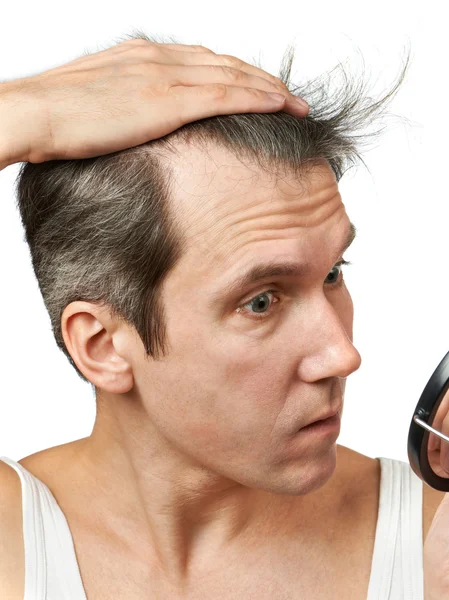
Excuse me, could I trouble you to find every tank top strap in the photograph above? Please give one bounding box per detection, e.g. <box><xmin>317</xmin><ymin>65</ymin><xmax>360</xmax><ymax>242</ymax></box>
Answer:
<box><xmin>366</xmin><ymin>457</ymin><xmax>423</xmax><ymax>600</ymax></box>
<box><xmin>0</xmin><ymin>456</ymin><xmax>47</xmax><ymax>600</ymax></box>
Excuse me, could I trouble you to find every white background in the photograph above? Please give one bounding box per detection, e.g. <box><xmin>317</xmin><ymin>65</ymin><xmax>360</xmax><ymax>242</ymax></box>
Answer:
<box><xmin>0</xmin><ymin>0</ymin><xmax>445</xmax><ymax>466</ymax></box>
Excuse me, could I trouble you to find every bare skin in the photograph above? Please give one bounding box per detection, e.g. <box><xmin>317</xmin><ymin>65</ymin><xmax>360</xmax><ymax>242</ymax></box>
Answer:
<box><xmin>1</xmin><ymin>37</ymin><xmax>447</xmax><ymax>600</ymax></box>
<box><xmin>15</xmin><ymin>442</ymin><xmax>380</xmax><ymax>599</ymax></box>
<box><xmin>13</xmin><ymin>154</ymin><xmax>370</xmax><ymax>599</ymax></box>
<box><xmin>1</xmin><ymin>139</ymin><xmax>446</xmax><ymax>600</ymax></box>
<box><xmin>0</xmin><ymin>38</ymin><xmax>307</xmax><ymax>170</ymax></box>
<box><xmin>59</xmin><ymin>153</ymin><xmax>361</xmax><ymax>580</ymax></box>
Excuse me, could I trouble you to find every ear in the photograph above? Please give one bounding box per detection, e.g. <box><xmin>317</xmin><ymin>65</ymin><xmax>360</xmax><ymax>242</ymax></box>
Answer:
<box><xmin>61</xmin><ymin>301</ymin><xmax>134</xmax><ymax>393</ymax></box>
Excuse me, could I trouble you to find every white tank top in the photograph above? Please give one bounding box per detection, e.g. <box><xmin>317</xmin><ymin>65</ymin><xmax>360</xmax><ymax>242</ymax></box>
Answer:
<box><xmin>0</xmin><ymin>455</ymin><xmax>424</xmax><ymax>599</ymax></box>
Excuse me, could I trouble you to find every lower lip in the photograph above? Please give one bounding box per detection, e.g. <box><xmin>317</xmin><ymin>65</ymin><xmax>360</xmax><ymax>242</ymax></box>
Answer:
<box><xmin>299</xmin><ymin>412</ymin><xmax>341</xmax><ymax>436</ymax></box>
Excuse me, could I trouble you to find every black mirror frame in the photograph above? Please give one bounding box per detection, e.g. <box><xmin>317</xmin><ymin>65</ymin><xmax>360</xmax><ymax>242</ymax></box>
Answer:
<box><xmin>408</xmin><ymin>349</ymin><xmax>449</xmax><ymax>491</ymax></box>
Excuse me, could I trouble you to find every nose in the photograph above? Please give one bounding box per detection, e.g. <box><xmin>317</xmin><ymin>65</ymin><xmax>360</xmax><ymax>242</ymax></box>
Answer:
<box><xmin>297</xmin><ymin>300</ymin><xmax>362</xmax><ymax>382</ymax></box>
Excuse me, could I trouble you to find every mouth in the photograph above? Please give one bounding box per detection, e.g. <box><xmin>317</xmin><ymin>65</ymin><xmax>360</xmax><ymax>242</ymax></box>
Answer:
<box><xmin>300</xmin><ymin>410</ymin><xmax>341</xmax><ymax>436</ymax></box>
<box><xmin>304</xmin><ymin>405</ymin><xmax>342</xmax><ymax>428</ymax></box>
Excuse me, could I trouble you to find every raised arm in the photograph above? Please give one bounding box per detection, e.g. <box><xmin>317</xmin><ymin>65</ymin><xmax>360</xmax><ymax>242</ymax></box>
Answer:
<box><xmin>0</xmin><ymin>80</ymin><xmax>45</xmax><ymax>170</ymax></box>
<box><xmin>0</xmin><ymin>39</ymin><xmax>308</xmax><ymax>172</ymax></box>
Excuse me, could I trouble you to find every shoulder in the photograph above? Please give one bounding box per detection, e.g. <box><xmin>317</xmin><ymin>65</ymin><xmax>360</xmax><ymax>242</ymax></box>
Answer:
<box><xmin>338</xmin><ymin>446</ymin><xmax>447</xmax><ymax>545</ymax></box>
<box><xmin>335</xmin><ymin>446</ymin><xmax>381</xmax><ymax>529</ymax></box>
<box><xmin>0</xmin><ymin>459</ymin><xmax>25</xmax><ymax>599</ymax></box>
<box><xmin>336</xmin><ymin>445</ymin><xmax>380</xmax><ymax>500</ymax></box>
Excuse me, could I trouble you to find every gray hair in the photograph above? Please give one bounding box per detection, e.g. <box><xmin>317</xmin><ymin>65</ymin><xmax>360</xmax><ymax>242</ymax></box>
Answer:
<box><xmin>14</xmin><ymin>29</ymin><xmax>409</xmax><ymax>390</ymax></box>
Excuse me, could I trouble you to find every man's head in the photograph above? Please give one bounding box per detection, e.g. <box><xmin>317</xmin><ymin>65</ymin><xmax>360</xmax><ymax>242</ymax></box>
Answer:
<box><xmin>15</xmin><ymin>32</ymin><xmax>406</xmax><ymax>496</ymax></box>
<box><xmin>80</xmin><ymin>145</ymin><xmax>362</xmax><ymax>496</ymax></box>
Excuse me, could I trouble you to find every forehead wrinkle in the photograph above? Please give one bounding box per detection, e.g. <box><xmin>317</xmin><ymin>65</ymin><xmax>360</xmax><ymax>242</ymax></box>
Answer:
<box><xmin>169</xmin><ymin>149</ymin><xmax>343</xmax><ymax>278</ymax></box>
<box><xmin>171</xmin><ymin>160</ymin><xmax>331</xmax><ymax>241</ymax></box>
<box><xmin>183</xmin><ymin>184</ymin><xmax>344</xmax><ymax>269</ymax></box>
<box><xmin>206</xmin><ymin>177</ymin><xmax>340</xmax><ymax>230</ymax></box>
<box><xmin>207</xmin><ymin>220</ymin><xmax>357</xmax><ymax>304</ymax></box>
<box><xmin>200</xmin><ymin>189</ymin><xmax>345</xmax><ymax>274</ymax></box>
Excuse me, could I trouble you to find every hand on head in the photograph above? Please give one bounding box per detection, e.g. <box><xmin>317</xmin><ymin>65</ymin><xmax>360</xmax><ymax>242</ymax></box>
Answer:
<box><xmin>0</xmin><ymin>37</ymin><xmax>309</xmax><ymax>166</ymax></box>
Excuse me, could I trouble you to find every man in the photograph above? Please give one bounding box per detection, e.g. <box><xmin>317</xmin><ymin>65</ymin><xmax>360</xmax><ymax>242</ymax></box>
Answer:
<box><xmin>0</xmin><ymin>32</ymin><xmax>446</xmax><ymax>599</ymax></box>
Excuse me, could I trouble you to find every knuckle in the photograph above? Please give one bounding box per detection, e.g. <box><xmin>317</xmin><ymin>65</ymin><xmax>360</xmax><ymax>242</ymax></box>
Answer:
<box><xmin>204</xmin><ymin>82</ymin><xmax>228</xmax><ymax>99</ymax></box>
<box><xmin>220</xmin><ymin>65</ymin><xmax>242</xmax><ymax>81</ymax></box>
<box><xmin>245</xmin><ymin>86</ymin><xmax>264</xmax><ymax>98</ymax></box>
<box><xmin>275</xmin><ymin>78</ymin><xmax>290</xmax><ymax>93</ymax></box>
<box><xmin>126</xmin><ymin>42</ymin><xmax>162</xmax><ymax>60</ymax></box>
<box><xmin>263</xmin><ymin>72</ymin><xmax>289</xmax><ymax>91</ymax></box>
<box><xmin>191</xmin><ymin>44</ymin><xmax>214</xmax><ymax>53</ymax></box>
<box><xmin>272</xmin><ymin>74</ymin><xmax>290</xmax><ymax>92</ymax></box>
<box><xmin>253</xmin><ymin>69</ymin><xmax>289</xmax><ymax>92</ymax></box>
<box><xmin>141</xmin><ymin>43</ymin><xmax>162</xmax><ymax>59</ymax></box>
<box><xmin>220</xmin><ymin>54</ymin><xmax>244</xmax><ymax>69</ymax></box>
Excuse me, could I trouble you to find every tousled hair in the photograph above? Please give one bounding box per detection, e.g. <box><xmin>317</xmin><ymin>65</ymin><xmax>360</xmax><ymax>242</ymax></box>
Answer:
<box><xmin>14</xmin><ymin>28</ymin><xmax>409</xmax><ymax>390</ymax></box>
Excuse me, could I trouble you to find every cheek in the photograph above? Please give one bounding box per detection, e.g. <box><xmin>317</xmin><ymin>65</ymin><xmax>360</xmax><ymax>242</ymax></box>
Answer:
<box><xmin>151</xmin><ymin>303</ymin><xmax>297</xmax><ymax>450</ymax></box>
<box><xmin>160</xmin><ymin>336</ymin><xmax>292</xmax><ymax>450</ymax></box>
<box><xmin>203</xmin><ymin>339</ymin><xmax>294</xmax><ymax>437</ymax></box>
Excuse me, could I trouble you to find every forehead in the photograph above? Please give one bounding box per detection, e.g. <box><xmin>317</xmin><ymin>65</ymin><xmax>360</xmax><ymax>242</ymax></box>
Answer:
<box><xmin>166</xmin><ymin>144</ymin><xmax>347</xmax><ymax>283</ymax></box>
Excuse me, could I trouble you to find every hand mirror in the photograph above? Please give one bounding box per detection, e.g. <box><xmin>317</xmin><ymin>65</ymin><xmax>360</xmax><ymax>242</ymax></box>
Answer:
<box><xmin>408</xmin><ymin>349</ymin><xmax>449</xmax><ymax>491</ymax></box>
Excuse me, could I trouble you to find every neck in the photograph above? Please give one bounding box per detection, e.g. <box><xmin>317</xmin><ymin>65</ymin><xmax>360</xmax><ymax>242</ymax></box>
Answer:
<box><xmin>69</xmin><ymin>399</ymin><xmax>342</xmax><ymax>587</ymax></box>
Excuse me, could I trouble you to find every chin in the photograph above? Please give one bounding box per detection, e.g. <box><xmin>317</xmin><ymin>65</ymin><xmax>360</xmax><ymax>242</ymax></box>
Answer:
<box><xmin>266</xmin><ymin>443</ymin><xmax>338</xmax><ymax>497</ymax></box>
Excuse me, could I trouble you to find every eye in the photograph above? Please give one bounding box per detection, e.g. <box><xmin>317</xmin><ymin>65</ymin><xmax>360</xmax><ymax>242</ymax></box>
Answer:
<box><xmin>236</xmin><ymin>259</ymin><xmax>352</xmax><ymax>321</ymax></box>
<box><xmin>237</xmin><ymin>290</ymin><xmax>279</xmax><ymax>320</ymax></box>
<box><xmin>325</xmin><ymin>259</ymin><xmax>351</xmax><ymax>285</ymax></box>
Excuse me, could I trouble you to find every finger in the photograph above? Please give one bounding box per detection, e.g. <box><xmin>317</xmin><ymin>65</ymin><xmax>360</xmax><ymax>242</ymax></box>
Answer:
<box><xmin>131</xmin><ymin>46</ymin><xmax>305</xmax><ymax>109</ymax></box>
<box><xmin>156</xmin><ymin>43</ymin><xmax>216</xmax><ymax>53</ymax></box>
<box><xmin>441</xmin><ymin>443</ymin><xmax>449</xmax><ymax>474</ymax></box>
<box><xmin>58</xmin><ymin>41</ymin><xmax>216</xmax><ymax>71</ymax></box>
<box><xmin>72</xmin><ymin>41</ymin><xmax>216</xmax><ymax>66</ymax></box>
<box><xmin>169</xmin><ymin>84</ymin><xmax>293</xmax><ymax>124</ymax></box>
<box><xmin>99</xmin><ymin>39</ymin><xmax>214</xmax><ymax>52</ymax></box>
<box><xmin>158</xmin><ymin>50</ymin><xmax>290</xmax><ymax>95</ymax></box>
<box><xmin>167</xmin><ymin>64</ymin><xmax>308</xmax><ymax>114</ymax></box>
<box><xmin>116</xmin><ymin>39</ymin><xmax>217</xmax><ymax>53</ymax></box>
<box><xmin>123</xmin><ymin>42</ymin><xmax>286</xmax><ymax>92</ymax></box>
<box><xmin>429</xmin><ymin>432</ymin><xmax>440</xmax><ymax>452</ymax></box>
<box><xmin>168</xmin><ymin>64</ymin><xmax>283</xmax><ymax>95</ymax></box>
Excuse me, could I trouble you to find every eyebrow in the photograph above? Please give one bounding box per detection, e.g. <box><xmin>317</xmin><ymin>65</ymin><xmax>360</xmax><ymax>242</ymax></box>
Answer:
<box><xmin>214</xmin><ymin>222</ymin><xmax>357</xmax><ymax>302</ymax></box>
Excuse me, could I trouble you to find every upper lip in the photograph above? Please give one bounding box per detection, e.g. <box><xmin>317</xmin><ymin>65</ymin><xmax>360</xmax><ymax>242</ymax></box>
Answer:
<box><xmin>308</xmin><ymin>405</ymin><xmax>342</xmax><ymax>425</ymax></box>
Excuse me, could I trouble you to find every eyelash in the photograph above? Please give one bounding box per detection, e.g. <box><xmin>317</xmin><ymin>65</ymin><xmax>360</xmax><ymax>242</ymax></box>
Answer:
<box><xmin>236</xmin><ymin>259</ymin><xmax>352</xmax><ymax>321</ymax></box>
